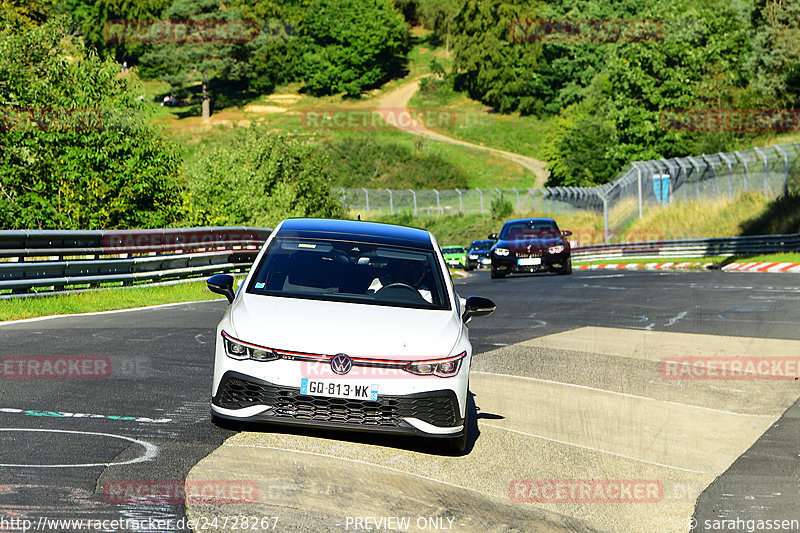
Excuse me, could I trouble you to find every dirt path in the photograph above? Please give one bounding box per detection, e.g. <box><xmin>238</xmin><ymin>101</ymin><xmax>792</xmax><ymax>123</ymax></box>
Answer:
<box><xmin>377</xmin><ymin>80</ymin><xmax>549</xmax><ymax>188</ymax></box>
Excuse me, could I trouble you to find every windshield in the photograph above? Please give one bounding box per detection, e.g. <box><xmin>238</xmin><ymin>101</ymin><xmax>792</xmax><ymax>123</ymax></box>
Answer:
<box><xmin>247</xmin><ymin>237</ymin><xmax>450</xmax><ymax>310</ymax></box>
<box><xmin>442</xmin><ymin>247</ymin><xmax>465</xmax><ymax>254</ymax></box>
<box><xmin>499</xmin><ymin>220</ymin><xmax>561</xmax><ymax>240</ymax></box>
<box><xmin>470</xmin><ymin>240</ymin><xmax>493</xmax><ymax>251</ymax></box>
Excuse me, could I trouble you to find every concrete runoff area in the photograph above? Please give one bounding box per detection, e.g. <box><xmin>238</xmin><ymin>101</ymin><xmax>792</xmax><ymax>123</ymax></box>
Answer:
<box><xmin>187</xmin><ymin>327</ymin><xmax>800</xmax><ymax>532</ymax></box>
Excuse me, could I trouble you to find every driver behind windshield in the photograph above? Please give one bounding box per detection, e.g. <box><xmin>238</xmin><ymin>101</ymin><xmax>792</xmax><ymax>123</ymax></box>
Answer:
<box><xmin>367</xmin><ymin>259</ymin><xmax>433</xmax><ymax>303</ymax></box>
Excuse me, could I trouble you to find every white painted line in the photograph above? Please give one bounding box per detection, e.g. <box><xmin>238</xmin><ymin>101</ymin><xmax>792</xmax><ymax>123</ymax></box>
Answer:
<box><xmin>479</xmin><ymin>423</ymin><xmax>721</xmax><ymax>475</ymax></box>
<box><xmin>471</xmin><ymin>371</ymin><xmax>775</xmax><ymax>417</ymax></box>
<box><xmin>0</xmin><ymin>428</ymin><xmax>158</xmax><ymax>468</ymax></box>
<box><xmin>0</xmin><ymin>299</ymin><xmax>222</xmax><ymax>327</ymax></box>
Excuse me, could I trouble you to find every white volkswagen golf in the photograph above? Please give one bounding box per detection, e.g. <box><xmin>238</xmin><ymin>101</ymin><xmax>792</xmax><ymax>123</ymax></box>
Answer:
<box><xmin>207</xmin><ymin>218</ymin><xmax>495</xmax><ymax>452</ymax></box>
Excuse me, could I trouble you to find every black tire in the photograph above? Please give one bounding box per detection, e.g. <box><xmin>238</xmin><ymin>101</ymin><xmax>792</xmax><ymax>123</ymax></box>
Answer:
<box><xmin>490</xmin><ymin>268</ymin><xmax>505</xmax><ymax>279</ymax></box>
<box><xmin>449</xmin><ymin>401</ymin><xmax>469</xmax><ymax>454</ymax></box>
<box><xmin>558</xmin><ymin>257</ymin><xmax>572</xmax><ymax>275</ymax></box>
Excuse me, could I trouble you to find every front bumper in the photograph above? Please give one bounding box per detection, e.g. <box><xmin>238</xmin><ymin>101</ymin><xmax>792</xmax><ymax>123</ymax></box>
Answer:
<box><xmin>492</xmin><ymin>252</ymin><xmax>570</xmax><ymax>273</ymax></box>
<box><xmin>212</xmin><ymin>371</ymin><xmax>464</xmax><ymax>438</ymax></box>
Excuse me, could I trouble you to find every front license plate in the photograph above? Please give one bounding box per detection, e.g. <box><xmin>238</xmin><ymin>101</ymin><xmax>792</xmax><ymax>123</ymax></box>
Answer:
<box><xmin>300</xmin><ymin>378</ymin><xmax>378</xmax><ymax>401</ymax></box>
<box><xmin>518</xmin><ymin>257</ymin><xmax>541</xmax><ymax>266</ymax></box>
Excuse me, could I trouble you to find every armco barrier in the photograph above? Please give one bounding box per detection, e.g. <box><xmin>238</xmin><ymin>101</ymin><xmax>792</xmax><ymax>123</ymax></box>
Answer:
<box><xmin>0</xmin><ymin>227</ymin><xmax>271</xmax><ymax>297</ymax></box>
<box><xmin>572</xmin><ymin>233</ymin><xmax>800</xmax><ymax>262</ymax></box>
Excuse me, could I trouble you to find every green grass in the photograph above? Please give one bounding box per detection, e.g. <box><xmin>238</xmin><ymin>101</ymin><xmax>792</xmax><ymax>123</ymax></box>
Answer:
<box><xmin>0</xmin><ymin>280</ymin><xmax>228</xmax><ymax>322</ymax></box>
<box><xmin>408</xmin><ymin>82</ymin><xmax>553</xmax><ymax>162</ymax></box>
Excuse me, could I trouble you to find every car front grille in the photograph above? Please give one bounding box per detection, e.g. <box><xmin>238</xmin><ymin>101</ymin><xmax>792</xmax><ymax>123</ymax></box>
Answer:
<box><xmin>214</xmin><ymin>373</ymin><xmax>461</xmax><ymax>428</ymax></box>
<box><xmin>515</xmin><ymin>252</ymin><xmax>544</xmax><ymax>258</ymax></box>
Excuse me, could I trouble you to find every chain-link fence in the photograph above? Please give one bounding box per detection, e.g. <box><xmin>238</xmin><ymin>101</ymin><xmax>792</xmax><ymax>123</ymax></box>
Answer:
<box><xmin>340</xmin><ymin>142</ymin><xmax>800</xmax><ymax>241</ymax></box>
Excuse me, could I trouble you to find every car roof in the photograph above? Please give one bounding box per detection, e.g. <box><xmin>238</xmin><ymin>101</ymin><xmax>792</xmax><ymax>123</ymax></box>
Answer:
<box><xmin>276</xmin><ymin>218</ymin><xmax>434</xmax><ymax>250</ymax></box>
<box><xmin>471</xmin><ymin>239</ymin><xmax>494</xmax><ymax>244</ymax></box>
<box><xmin>501</xmin><ymin>217</ymin><xmax>557</xmax><ymax>226</ymax></box>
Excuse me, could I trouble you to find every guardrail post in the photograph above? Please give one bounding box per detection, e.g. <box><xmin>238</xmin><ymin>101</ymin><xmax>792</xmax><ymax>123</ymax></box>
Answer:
<box><xmin>774</xmin><ymin>146</ymin><xmax>788</xmax><ymax>196</ymax></box>
<box><xmin>454</xmin><ymin>188</ymin><xmax>463</xmax><ymax>213</ymax></box>
<box><xmin>408</xmin><ymin>189</ymin><xmax>417</xmax><ymax>216</ymax></box>
<box><xmin>753</xmin><ymin>147</ymin><xmax>768</xmax><ymax>196</ymax></box>
<box><xmin>361</xmin><ymin>187</ymin><xmax>369</xmax><ymax>216</ymax></box>
<box><xmin>476</xmin><ymin>188</ymin><xmax>483</xmax><ymax>214</ymax></box>
<box><xmin>433</xmin><ymin>189</ymin><xmax>441</xmax><ymax>215</ymax></box>
<box><xmin>386</xmin><ymin>189</ymin><xmax>394</xmax><ymax>215</ymax></box>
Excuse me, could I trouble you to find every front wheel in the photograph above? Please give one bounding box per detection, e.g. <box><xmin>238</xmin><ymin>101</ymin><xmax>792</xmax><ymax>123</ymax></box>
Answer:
<box><xmin>491</xmin><ymin>268</ymin><xmax>505</xmax><ymax>279</ymax></box>
<box><xmin>558</xmin><ymin>258</ymin><xmax>572</xmax><ymax>275</ymax></box>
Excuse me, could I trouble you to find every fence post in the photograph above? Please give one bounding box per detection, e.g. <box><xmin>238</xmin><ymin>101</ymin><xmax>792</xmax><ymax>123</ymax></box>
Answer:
<box><xmin>701</xmin><ymin>154</ymin><xmax>720</xmax><ymax>199</ymax></box>
<box><xmin>433</xmin><ymin>189</ymin><xmax>441</xmax><ymax>215</ymax></box>
<box><xmin>774</xmin><ymin>146</ymin><xmax>788</xmax><ymax>196</ymax></box>
<box><xmin>361</xmin><ymin>188</ymin><xmax>369</xmax><ymax>216</ymax></box>
<box><xmin>511</xmin><ymin>188</ymin><xmax>520</xmax><ymax>212</ymax></box>
<box><xmin>632</xmin><ymin>162</ymin><xmax>643</xmax><ymax>218</ymax></box>
<box><xmin>734</xmin><ymin>151</ymin><xmax>748</xmax><ymax>191</ymax></box>
<box><xmin>528</xmin><ymin>188</ymin><xmax>537</xmax><ymax>211</ymax></box>
<box><xmin>476</xmin><ymin>188</ymin><xmax>483</xmax><ymax>214</ymax></box>
<box><xmin>386</xmin><ymin>189</ymin><xmax>394</xmax><ymax>215</ymax></box>
<box><xmin>718</xmin><ymin>153</ymin><xmax>733</xmax><ymax>200</ymax></box>
<box><xmin>689</xmin><ymin>157</ymin><xmax>702</xmax><ymax>200</ymax></box>
<box><xmin>408</xmin><ymin>189</ymin><xmax>417</xmax><ymax>216</ymax></box>
<box><xmin>753</xmin><ymin>147</ymin><xmax>768</xmax><ymax>196</ymax></box>
<box><xmin>601</xmin><ymin>193</ymin><xmax>609</xmax><ymax>243</ymax></box>
<box><xmin>454</xmin><ymin>188</ymin><xmax>463</xmax><ymax>213</ymax></box>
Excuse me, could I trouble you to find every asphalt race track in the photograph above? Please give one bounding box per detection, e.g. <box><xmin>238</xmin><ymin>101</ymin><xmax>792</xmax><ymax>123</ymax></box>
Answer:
<box><xmin>1</xmin><ymin>270</ymin><xmax>799</xmax><ymax>533</ymax></box>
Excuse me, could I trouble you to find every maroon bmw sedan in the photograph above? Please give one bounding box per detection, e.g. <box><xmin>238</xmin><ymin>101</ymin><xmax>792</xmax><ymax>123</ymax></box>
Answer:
<box><xmin>489</xmin><ymin>218</ymin><xmax>573</xmax><ymax>279</ymax></box>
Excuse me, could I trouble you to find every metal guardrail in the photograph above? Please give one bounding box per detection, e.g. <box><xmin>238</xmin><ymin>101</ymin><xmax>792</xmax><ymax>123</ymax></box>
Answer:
<box><xmin>572</xmin><ymin>233</ymin><xmax>800</xmax><ymax>262</ymax></box>
<box><xmin>0</xmin><ymin>227</ymin><xmax>271</xmax><ymax>297</ymax></box>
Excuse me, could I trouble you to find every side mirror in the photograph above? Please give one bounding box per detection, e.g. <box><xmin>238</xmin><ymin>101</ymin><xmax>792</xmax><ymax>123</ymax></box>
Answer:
<box><xmin>561</xmin><ymin>230</ymin><xmax>572</xmax><ymax>237</ymax></box>
<box><xmin>488</xmin><ymin>233</ymin><xmax>498</xmax><ymax>240</ymax></box>
<box><xmin>462</xmin><ymin>296</ymin><xmax>496</xmax><ymax>322</ymax></box>
<box><xmin>207</xmin><ymin>274</ymin><xmax>235</xmax><ymax>304</ymax></box>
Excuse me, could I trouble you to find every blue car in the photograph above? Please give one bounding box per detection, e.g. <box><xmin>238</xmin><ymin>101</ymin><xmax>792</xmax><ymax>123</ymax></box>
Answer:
<box><xmin>465</xmin><ymin>239</ymin><xmax>495</xmax><ymax>270</ymax></box>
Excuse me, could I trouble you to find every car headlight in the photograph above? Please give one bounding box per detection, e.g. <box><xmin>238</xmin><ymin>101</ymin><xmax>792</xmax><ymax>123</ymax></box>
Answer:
<box><xmin>404</xmin><ymin>352</ymin><xmax>466</xmax><ymax>377</ymax></box>
<box><xmin>548</xmin><ymin>245</ymin><xmax>565</xmax><ymax>254</ymax></box>
<box><xmin>222</xmin><ymin>331</ymin><xmax>279</xmax><ymax>362</ymax></box>
<box><xmin>494</xmin><ymin>248</ymin><xmax>510</xmax><ymax>256</ymax></box>
<box><xmin>468</xmin><ymin>254</ymin><xmax>478</xmax><ymax>259</ymax></box>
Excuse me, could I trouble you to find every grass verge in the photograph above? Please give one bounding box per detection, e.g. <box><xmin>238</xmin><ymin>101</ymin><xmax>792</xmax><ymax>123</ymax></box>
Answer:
<box><xmin>0</xmin><ymin>280</ymin><xmax>227</xmax><ymax>322</ymax></box>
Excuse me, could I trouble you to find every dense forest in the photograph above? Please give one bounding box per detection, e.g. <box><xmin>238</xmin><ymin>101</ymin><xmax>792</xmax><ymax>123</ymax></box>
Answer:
<box><xmin>1</xmin><ymin>0</ymin><xmax>797</xmax><ymax>228</ymax></box>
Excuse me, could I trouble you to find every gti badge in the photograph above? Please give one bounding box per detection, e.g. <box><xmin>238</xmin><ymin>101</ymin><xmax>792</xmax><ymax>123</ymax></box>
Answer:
<box><xmin>331</xmin><ymin>354</ymin><xmax>352</xmax><ymax>375</ymax></box>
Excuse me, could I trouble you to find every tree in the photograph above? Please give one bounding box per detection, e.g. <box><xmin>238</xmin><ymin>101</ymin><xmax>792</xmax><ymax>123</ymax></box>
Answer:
<box><xmin>184</xmin><ymin>128</ymin><xmax>344</xmax><ymax>227</ymax></box>
<box><xmin>300</xmin><ymin>0</ymin><xmax>410</xmax><ymax>97</ymax></box>
<box><xmin>450</xmin><ymin>0</ymin><xmax>544</xmax><ymax>115</ymax></box>
<box><xmin>749</xmin><ymin>0</ymin><xmax>800</xmax><ymax>107</ymax></box>
<box><xmin>138</xmin><ymin>0</ymin><xmax>253</xmax><ymax>119</ymax></box>
<box><xmin>0</xmin><ymin>11</ymin><xmax>183</xmax><ymax>229</ymax></box>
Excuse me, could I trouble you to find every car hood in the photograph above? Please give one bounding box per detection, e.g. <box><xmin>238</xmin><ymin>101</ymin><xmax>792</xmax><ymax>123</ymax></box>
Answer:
<box><xmin>469</xmin><ymin>250</ymin><xmax>491</xmax><ymax>255</ymax></box>
<box><xmin>498</xmin><ymin>237</ymin><xmax>567</xmax><ymax>253</ymax></box>
<box><xmin>229</xmin><ymin>294</ymin><xmax>461</xmax><ymax>361</ymax></box>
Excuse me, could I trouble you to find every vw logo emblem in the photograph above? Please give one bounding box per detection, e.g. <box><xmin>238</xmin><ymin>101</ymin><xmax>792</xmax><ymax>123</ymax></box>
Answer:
<box><xmin>331</xmin><ymin>354</ymin><xmax>352</xmax><ymax>375</ymax></box>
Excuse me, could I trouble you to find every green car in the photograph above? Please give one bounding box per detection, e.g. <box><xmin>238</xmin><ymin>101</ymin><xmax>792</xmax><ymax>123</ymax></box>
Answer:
<box><xmin>441</xmin><ymin>245</ymin><xmax>468</xmax><ymax>268</ymax></box>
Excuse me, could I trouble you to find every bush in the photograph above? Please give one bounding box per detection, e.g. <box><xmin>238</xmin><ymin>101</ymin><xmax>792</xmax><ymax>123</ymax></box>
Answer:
<box><xmin>490</xmin><ymin>195</ymin><xmax>513</xmax><ymax>220</ymax></box>
<box><xmin>184</xmin><ymin>128</ymin><xmax>344</xmax><ymax>227</ymax></box>
<box><xmin>323</xmin><ymin>135</ymin><xmax>469</xmax><ymax>189</ymax></box>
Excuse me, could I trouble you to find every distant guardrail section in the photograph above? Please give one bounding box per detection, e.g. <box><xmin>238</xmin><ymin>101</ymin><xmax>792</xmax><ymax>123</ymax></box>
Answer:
<box><xmin>0</xmin><ymin>227</ymin><xmax>271</xmax><ymax>297</ymax></box>
<box><xmin>572</xmin><ymin>233</ymin><xmax>800</xmax><ymax>262</ymax></box>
